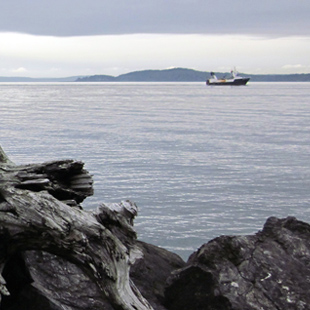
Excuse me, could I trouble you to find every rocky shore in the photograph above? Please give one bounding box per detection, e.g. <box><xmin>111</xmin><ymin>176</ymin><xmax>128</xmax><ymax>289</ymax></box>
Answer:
<box><xmin>0</xmin><ymin>145</ymin><xmax>309</xmax><ymax>310</ymax></box>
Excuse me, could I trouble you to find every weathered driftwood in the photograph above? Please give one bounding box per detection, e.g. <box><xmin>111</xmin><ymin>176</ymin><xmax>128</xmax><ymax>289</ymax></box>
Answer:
<box><xmin>0</xmin><ymin>146</ymin><xmax>153</xmax><ymax>310</ymax></box>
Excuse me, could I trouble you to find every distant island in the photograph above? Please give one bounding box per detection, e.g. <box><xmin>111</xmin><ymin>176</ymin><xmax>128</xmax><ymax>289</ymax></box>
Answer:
<box><xmin>75</xmin><ymin>68</ymin><xmax>310</xmax><ymax>82</ymax></box>
<box><xmin>1</xmin><ymin>68</ymin><xmax>310</xmax><ymax>82</ymax></box>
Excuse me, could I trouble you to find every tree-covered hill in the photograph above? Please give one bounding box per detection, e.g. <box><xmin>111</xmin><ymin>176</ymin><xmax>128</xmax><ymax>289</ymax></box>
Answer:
<box><xmin>1</xmin><ymin>68</ymin><xmax>310</xmax><ymax>82</ymax></box>
<box><xmin>76</xmin><ymin>68</ymin><xmax>310</xmax><ymax>82</ymax></box>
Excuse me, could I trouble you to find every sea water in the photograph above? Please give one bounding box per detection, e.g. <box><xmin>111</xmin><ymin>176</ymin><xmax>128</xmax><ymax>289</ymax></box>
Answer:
<box><xmin>1</xmin><ymin>82</ymin><xmax>310</xmax><ymax>260</ymax></box>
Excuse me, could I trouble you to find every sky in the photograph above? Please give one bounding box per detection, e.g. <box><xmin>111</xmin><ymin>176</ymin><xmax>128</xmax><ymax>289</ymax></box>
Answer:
<box><xmin>0</xmin><ymin>0</ymin><xmax>310</xmax><ymax>77</ymax></box>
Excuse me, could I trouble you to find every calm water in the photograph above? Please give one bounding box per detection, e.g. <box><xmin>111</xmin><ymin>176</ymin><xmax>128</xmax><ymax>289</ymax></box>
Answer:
<box><xmin>1</xmin><ymin>82</ymin><xmax>310</xmax><ymax>260</ymax></box>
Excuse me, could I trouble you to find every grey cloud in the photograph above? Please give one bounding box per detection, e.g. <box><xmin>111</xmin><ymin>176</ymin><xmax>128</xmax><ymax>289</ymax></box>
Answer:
<box><xmin>0</xmin><ymin>0</ymin><xmax>309</xmax><ymax>36</ymax></box>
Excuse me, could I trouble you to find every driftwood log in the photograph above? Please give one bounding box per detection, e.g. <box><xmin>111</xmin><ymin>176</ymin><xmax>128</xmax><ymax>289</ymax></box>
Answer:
<box><xmin>0</xmin><ymin>145</ymin><xmax>156</xmax><ymax>310</ymax></box>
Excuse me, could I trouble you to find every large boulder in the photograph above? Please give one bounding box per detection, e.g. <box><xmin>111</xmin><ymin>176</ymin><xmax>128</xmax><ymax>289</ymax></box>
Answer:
<box><xmin>165</xmin><ymin>216</ymin><xmax>310</xmax><ymax>310</ymax></box>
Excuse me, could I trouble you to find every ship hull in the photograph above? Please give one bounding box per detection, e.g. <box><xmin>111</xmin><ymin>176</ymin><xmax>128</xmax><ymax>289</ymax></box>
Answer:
<box><xmin>206</xmin><ymin>78</ymin><xmax>250</xmax><ymax>86</ymax></box>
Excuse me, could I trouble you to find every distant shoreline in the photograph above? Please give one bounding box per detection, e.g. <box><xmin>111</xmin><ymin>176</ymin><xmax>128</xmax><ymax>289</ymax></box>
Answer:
<box><xmin>1</xmin><ymin>68</ymin><xmax>310</xmax><ymax>83</ymax></box>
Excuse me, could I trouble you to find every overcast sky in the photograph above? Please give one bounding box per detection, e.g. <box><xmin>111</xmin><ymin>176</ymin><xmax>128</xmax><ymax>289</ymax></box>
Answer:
<box><xmin>1</xmin><ymin>0</ymin><xmax>310</xmax><ymax>77</ymax></box>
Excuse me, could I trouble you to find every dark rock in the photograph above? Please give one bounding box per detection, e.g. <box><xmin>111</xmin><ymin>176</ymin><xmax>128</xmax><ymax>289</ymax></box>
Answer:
<box><xmin>130</xmin><ymin>241</ymin><xmax>185</xmax><ymax>310</ymax></box>
<box><xmin>165</xmin><ymin>216</ymin><xmax>310</xmax><ymax>310</ymax></box>
<box><xmin>20</xmin><ymin>250</ymin><xmax>114</xmax><ymax>310</ymax></box>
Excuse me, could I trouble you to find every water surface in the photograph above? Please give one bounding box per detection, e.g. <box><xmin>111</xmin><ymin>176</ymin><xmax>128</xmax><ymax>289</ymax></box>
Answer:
<box><xmin>1</xmin><ymin>82</ymin><xmax>310</xmax><ymax>259</ymax></box>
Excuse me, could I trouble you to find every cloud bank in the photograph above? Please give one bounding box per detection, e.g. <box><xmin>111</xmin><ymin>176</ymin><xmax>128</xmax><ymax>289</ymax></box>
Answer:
<box><xmin>0</xmin><ymin>0</ymin><xmax>309</xmax><ymax>37</ymax></box>
<box><xmin>0</xmin><ymin>1</ymin><xmax>309</xmax><ymax>77</ymax></box>
<box><xmin>1</xmin><ymin>32</ymin><xmax>309</xmax><ymax>77</ymax></box>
